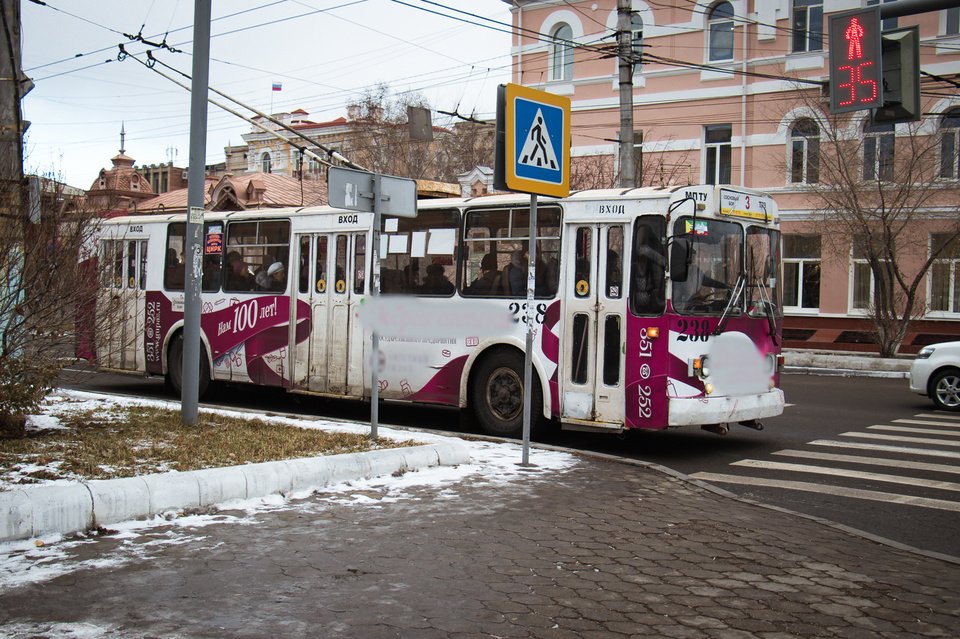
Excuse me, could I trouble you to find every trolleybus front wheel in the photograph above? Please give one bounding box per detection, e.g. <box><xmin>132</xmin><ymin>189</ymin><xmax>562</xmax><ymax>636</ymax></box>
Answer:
<box><xmin>470</xmin><ymin>350</ymin><xmax>542</xmax><ymax>438</ymax></box>
<box><xmin>166</xmin><ymin>332</ymin><xmax>211</xmax><ymax>398</ymax></box>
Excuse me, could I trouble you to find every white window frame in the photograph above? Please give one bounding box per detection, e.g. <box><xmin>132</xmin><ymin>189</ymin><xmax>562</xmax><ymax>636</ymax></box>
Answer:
<box><xmin>928</xmin><ymin>232</ymin><xmax>960</xmax><ymax>316</ymax></box>
<box><xmin>783</xmin><ymin>234</ymin><xmax>821</xmax><ymax>312</ymax></box>
<box><xmin>789</xmin><ymin>118</ymin><xmax>820</xmax><ymax>184</ymax></box>
<box><xmin>704</xmin><ymin>124</ymin><xmax>732</xmax><ymax>185</ymax></box>
<box><xmin>863</xmin><ymin>124</ymin><xmax>895</xmax><ymax>182</ymax></box>
<box><xmin>791</xmin><ymin>1</ymin><xmax>823</xmax><ymax>53</ymax></box>
<box><xmin>550</xmin><ymin>23</ymin><xmax>574</xmax><ymax>82</ymax></box>
<box><xmin>707</xmin><ymin>2</ymin><xmax>735</xmax><ymax>63</ymax></box>
<box><xmin>260</xmin><ymin>152</ymin><xmax>273</xmax><ymax>174</ymax></box>
<box><xmin>849</xmin><ymin>238</ymin><xmax>888</xmax><ymax>313</ymax></box>
<box><xmin>939</xmin><ymin>108</ymin><xmax>960</xmax><ymax>180</ymax></box>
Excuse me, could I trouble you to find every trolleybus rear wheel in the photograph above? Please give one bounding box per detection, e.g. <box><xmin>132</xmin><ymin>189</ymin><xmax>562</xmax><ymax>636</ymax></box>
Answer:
<box><xmin>166</xmin><ymin>332</ymin><xmax>211</xmax><ymax>398</ymax></box>
<box><xmin>471</xmin><ymin>350</ymin><xmax>542</xmax><ymax>438</ymax></box>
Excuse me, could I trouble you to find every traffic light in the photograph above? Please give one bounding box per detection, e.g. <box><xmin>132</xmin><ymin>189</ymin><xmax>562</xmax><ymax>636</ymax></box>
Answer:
<box><xmin>873</xmin><ymin>26</ymin><xmax>921</xmax><ymax>124</ymax></box>
<box><xmin>828</xmin><ymin>7</ymin><xmax>883</xmax><ymax>114</ymax></box>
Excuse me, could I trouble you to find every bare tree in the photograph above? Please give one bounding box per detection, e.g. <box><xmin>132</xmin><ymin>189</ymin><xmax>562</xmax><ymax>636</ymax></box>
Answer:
<box><xmin>433</xmin><ymin>120</ymin><xmax>495</xmax><ymax>184</ymax></box>
<box><xmin>782</xmin><ymin>89</ymin><xmax>960</xmax><ymax>356</ymax></box>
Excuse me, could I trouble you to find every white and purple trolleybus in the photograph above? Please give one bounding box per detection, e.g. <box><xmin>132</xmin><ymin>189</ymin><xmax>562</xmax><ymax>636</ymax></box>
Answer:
<box><xmin>92</xmin><ymin>185</ymin><xmax>784</xmax><ymax>437</ymax></box>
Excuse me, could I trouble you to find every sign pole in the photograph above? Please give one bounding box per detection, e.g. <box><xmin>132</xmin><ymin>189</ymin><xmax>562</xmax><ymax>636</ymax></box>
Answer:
<box><xmin>370</xmin><ymin>173</ymin><xmax>382</xmax><ymax>440</ymax></box>
<box><xmin>521</xmin><ymin>194</ymin><xmax>538</xmax><ymax>466</ymax></box>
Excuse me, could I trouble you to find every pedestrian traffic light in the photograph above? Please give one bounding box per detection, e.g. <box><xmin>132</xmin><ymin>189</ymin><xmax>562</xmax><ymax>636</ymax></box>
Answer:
<box><xmin>828</xmin><ymin>7</ymin><xmax>883</xmax><ymax>114</ymax></box>
<box><xmin>873</xmin><ymin>26</ymin><xmax>921</xmax><ymax>124</ymax></box>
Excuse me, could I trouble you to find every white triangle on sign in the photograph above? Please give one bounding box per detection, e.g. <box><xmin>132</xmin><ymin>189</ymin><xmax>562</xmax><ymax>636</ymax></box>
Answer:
<box><xmin>518</xmin><ymin>108</ymin><xmax>559</xmax><ymax>171</ymax></box>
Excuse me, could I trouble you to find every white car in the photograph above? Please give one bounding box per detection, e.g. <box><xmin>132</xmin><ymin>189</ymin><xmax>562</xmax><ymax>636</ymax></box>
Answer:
<box><xmin>909</xmin><ymin>341</ymin><xmax>960</xmax><ymax>411</ymax></box>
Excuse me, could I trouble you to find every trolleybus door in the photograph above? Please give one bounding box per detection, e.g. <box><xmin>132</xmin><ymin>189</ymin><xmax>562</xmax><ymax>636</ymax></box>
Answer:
<box><xmin>561</xmin><ymin>224</ymin><xmax>626</xmax><ymax>426</ymax></box>
<box><xmin>291</xmin><ymin>233</ymin><xmax>364</xmax><ymax>396</ymax></box>
<box><xmin>99</xmin><ymin>239</ymin><xmax>147</xmax><ymax>371</ymax></box>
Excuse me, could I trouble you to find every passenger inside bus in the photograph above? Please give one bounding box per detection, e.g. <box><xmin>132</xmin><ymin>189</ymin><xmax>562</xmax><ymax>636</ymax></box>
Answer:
<box><xmin>421</xmin><ymin>262</ymin><xmax>454</xmax><ymax>295</ymax></box>
<box><xmin>164</xmin><ymin>249</ymin><xmax>184</xmax><ymax>290</ymax></box>
<box><xmin>202</xmin><ymin>254</ymin><xmax>222</xmax><ymax>291</ymax></box>
<box><xmin>501</xmin><ymin>249</ymin><xmax>527</xmax><ymax>296</ymax></box>
<box><xmin>465</xmin><ymin>253</ymin><xmax>500</xmax><ymax>295</ymax></box>
<box><xmin>224</xmin><ymin>251</ymin><xmax>255</xmax><ymax>292</ymax></box>
<box><xmin>256</xmin><ymin>261</ymin><xmax>286</xmax><ymax>292</ymax></box>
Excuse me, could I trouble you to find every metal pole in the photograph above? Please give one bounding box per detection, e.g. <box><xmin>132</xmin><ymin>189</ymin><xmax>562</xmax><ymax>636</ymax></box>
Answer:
<box><xmin>370</xmin><ymin>173</ymin><xmax>382</xmax><ymax>440</ymax></box>
<box><xmin>182</xmin><ymin>0</ymin><xmax>211</xmax><ymax>426</ymax></box>
<box><xmin>880</xmin><ymin>0</ymin><xmax>959</xmax><ymax>19</ymax></box>
<box><xmin>617</xmin><ymin>0</ymin><xmax>635</xmax><ymax>188</ymax></box>
<box><xmin>521</xmin><ymin>193</ymin><xmax>538</xmax><ymax>466</ymax></box>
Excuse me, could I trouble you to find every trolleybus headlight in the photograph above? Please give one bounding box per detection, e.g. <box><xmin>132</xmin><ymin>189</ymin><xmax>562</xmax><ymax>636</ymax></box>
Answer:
<box><xmin>647</xmin><ymin>327</ymin><xmax>660</xmax><ymax>339</ymax></box>
<box><xmin>704</xmin><ymin>383</ymin><xmax>714</xmax><ymax>395</ymax></box>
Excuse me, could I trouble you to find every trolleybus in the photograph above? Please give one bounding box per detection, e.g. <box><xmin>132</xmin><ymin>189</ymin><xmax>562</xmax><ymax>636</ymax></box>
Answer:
<box><xmin>92</xmin><ymin>185</ymin><xmax>784</xmax><ymax>437</ymax></box>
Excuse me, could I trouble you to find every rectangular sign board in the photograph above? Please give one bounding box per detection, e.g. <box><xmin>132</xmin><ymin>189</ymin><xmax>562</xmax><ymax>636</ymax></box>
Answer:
<box><xmin>328</xmin><ymin>166</ymin><xmax>418</xmax><ymax>218</ymax></box>
<box><xmin>496</xmin><ymin>83</ymin><xmax>570</xmax><ymax>198</ymax></box>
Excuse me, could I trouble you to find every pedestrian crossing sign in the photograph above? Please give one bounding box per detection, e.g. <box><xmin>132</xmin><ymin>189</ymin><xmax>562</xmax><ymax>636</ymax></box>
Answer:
<box><xmin>500</xmin><ymin>83</ymin><xmax>570</xmax><ymax>198</ymax></box>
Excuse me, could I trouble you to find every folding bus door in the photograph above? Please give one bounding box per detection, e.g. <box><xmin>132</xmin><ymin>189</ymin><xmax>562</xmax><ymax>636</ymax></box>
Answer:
<box><xmin>560</xmin><ymin>224</ymin><xmax>626</xmax><ymax>427</ymax></box>
<box><xmin>291</xmin><ymin>232</ymin><xmax>365</xmax><ymax>397</ymax></box>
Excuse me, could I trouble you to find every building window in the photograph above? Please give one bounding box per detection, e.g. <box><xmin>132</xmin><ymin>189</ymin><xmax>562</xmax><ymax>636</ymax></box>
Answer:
<box><xmin>708</xmin><ymin>2</ymin><xmax>735</xmax><ymax>62</ymax></box>
<box><xmin>550</xmin><ymin>23</ymin><xmax>574</xmax><ymax>82</ymax></box>
<box><xmin>790</xmin><ymin>118</ymin><xmax>820</xmax><ymax>184</ymax></box>
<box><xmin>631</xmin><ymin>13</ymin><xmax>643</xmax><ymax>67</ymax></box>
<box><xmin>940</xmin><ymin>107</ymin><xmax>960</xmax><ymax>179</ymax></box>
<box><xmin>851</xmin><ymin>236</ymin><xmax>888</xmax><ymax>311</ymax></box>
<box><xmin>260</xmin><ymin>152</ymin><xmax>272</xmax><ymax>174</ymax></box>
<box><xmin>863</xmin><ymin>121</ymin><xmax>894</xmax><ymax>182</ymax></box>
<box><xmin>704</xmin><ymin>124</ymin><xmax>732</xmax><ymax>185</ymax></box>
<box><xmin>948</xmin><ymin>8</ymin><xmax>960</xmax><ymax>35</ymax></box>
<box><xmin>783</xmin><ymin>234</ymin><xmax>821</xmax><ymax>310</ymax></box>
<box><xmin>867</xmin><ymin>0</ymin><xmax>898</xmax><ymax>30</ymax></box>
<box><xmin>930</xmin><ymin>232</ymin><xmax>960</xmax><ymax>313</ymax></box>
<box><xmin>792</xmin><ymin>1</ymin><xmax>823</xmax><ymax>53</ymax></box>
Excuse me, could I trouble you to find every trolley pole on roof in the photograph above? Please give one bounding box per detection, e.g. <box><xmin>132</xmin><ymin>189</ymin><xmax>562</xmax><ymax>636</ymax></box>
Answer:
<box><xmin>182</xmin><ymin>0</ymin><xmax>211</xmax><ymax>426</ymax></box>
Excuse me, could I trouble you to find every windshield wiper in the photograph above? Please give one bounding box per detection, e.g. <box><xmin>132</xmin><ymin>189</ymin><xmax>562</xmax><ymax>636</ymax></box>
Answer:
<box><xmin>712</xmin><ymin>274</ymin><xmax>745</xmax><ymax>336</ymax></box>
<box><xmin>754</xmin><ymin>277</ymin><xmax>779</xmax><ymax>345</ymax></box>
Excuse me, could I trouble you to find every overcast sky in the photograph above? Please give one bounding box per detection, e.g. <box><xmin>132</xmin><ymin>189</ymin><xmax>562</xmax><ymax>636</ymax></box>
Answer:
<box><xmin>20</xmin><ymin>0</ymin><xmax>513</xmax><ymax>188</ymax></box>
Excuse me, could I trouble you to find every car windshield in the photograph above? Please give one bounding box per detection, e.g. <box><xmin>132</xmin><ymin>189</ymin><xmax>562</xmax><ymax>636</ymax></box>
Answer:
<box><xmin>671</xmin><ymin>217</ymin><xmax>742</xmax><ymax>314</ymax></box>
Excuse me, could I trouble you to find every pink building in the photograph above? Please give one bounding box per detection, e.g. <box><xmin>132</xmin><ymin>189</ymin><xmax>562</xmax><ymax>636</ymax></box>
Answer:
<box><xmin>504</xmin><ymin>0</ymin><xmax>960</xmax><ymax>353</ymax></box>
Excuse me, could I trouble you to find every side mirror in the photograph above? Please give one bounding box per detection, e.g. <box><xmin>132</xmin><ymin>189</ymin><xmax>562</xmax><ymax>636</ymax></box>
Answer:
<box><xmin>670</xmin><ymin>237</ymin><xmax>691</xmax><ymax>283</ymax></box>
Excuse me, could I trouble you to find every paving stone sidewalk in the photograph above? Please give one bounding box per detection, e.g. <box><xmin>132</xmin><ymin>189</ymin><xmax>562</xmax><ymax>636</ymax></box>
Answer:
<box><xmin>1</xmin><ymin>455</ymin><xmax>958</xmax><ymax>638</ymax></box>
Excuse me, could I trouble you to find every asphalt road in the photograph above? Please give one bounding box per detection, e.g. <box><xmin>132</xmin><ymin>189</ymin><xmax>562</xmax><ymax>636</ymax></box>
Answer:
<box><xmin>59</xmin><ymin>367</ymin><xmax>960</xmax><ymax>559</ymax></box>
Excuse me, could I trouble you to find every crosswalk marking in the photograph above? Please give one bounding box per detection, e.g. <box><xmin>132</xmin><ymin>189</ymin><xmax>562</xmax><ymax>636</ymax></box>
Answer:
<box><xmin>772</xmin><ymin>449</ymin><xmax>960</xmax><ymax>475</ymax></box>
<box><xmin>688</xmin><ymin>473</ymin><xmax>960</xmax><ymax>512</ymax></box>
<box><xmin>809</xmin><ymin>440</ymin><xmax>960</xmax><ymax>459</ymax></box>
<box><xmin>893</xmin><ymin>418</ymin><xmax>960</xmax><ymax>428</ymax></box>
<box><xmin>916</xmin><ymin>413</ymin><xmax>960</xmax><ymax>421</ymax></box>
<box><xmin>868</xmin><ymin>424</ymin><xmax>960</xmax><ymax>437</ymax></box>
<box><xmin>729</xmin><ymin>459</ymin><xmax>960</xmax><ymax>492</ymax></box>
<box><xmin>839</xmin><ymin>431</ymin><xmax>960</xmax><ymax>447</ymax></box>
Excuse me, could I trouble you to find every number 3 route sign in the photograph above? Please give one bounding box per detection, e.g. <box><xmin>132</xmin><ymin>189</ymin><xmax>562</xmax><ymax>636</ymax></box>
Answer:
<box><xmin>501</xmin><ymin>83</ymin><xmax>570</xmax><ymax>198</ymax></box>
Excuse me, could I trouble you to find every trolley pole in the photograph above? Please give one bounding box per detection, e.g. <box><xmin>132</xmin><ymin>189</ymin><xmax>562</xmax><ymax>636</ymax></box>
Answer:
<box><xmin>521</xmin><ymin>194</ymin><xmax>538</xmax><ymax>466</ymax></box>
<box><xmin>182</xmin><ymin>0</ymin><xmax>211</xmax><ymax>426</ymax></box>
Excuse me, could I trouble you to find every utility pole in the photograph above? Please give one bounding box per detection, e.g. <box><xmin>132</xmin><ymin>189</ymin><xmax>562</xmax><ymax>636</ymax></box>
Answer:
<box><xmin>0</xmin><ymin>0</ymin><xmax>25</xmax><ymax>216</ymax></box>
<box><xmin>617</xmin><ymin>0</ymin><xmax>635</xmax><ymax>188</ymax></box>
<box><xmin>182</xmin><ymin>0</ymin><xmax>211</xmax><ymax>426</ymax></box>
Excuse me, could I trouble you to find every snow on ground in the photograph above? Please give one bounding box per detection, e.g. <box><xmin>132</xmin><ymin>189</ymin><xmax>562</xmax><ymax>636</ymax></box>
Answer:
<box><xmin>0</xmin><ymin>390</ymin><xmax>580</xmax><ymax>597</ymax></box>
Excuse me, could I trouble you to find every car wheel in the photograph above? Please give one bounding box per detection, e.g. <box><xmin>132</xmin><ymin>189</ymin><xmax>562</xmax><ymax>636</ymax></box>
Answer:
<box><xmin>166</xmin><ymin>332</ymin><xmax>211</xmax><ymax>398</ymax></box>
<box><xmin>930</xmin><ymin>368</ymin><xmax>960</xmax><ymax>412</ymax></box>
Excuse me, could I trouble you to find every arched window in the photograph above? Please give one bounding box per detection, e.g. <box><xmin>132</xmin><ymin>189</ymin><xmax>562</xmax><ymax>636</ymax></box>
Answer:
<box><xmin>790</xmin><ymin>118</ymin><xmax>820</xmax><ymax>184</ymax></box>
<box><xmin>631</xmin><ymin>13</ymin><xmax>643</xmax><ymax>64</ymax></box>
<box><xmin>939</xmin><ymin>107</ymin><xmax>960</xmax><ymax>179</ymax></box>
<box><xmin>261</xmin><ymin>152</ymin><xmax>272</xmax><ymax>174</ymax></box>
<box><xmin>863</xmin><ymin>121</ymin><xmax>894</xmax><ymax>182</ymax></box>
<box><xmin>550</xmin><ymin>23</ymin><xmax>574</xmax><ymax>82</ymax></box>
<box><xmin>708</xmin><ymin>2</ymin><xmax>735</xmax><ymax>62</ymax></box>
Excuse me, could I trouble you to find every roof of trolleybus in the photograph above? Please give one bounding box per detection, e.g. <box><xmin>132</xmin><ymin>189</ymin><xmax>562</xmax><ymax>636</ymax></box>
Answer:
<box><xmin>100</xmin><ymin>185</ymin><xmax>778</xmax><ymax>225</ymax></box>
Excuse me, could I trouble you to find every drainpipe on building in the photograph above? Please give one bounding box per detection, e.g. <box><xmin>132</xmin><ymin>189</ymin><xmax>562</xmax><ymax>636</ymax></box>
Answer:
<box><xmin>617</xmin><ymin>0</ymin><xmax>635</xmax><ymax>188</ymax></box>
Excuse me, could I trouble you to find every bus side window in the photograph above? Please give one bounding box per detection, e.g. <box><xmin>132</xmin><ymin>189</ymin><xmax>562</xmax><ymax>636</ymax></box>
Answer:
<box><xmin>379</xmin><ymin>210</ymin><xmax>459</xmax><ymax>297</ymax></box>
<box><xmin>629</xmin><ymin>218</ymin><xmax>666</xmax><ymax>315</ymax></box>
<box><xmin>353</xmin><ymin>234</ymin><xmax>366</xmax><ymax>294</ymax></box>
<box><xmin>164</xmin><ymin>225</ymin><xmax>186</xmax><ymax>292</ymax></box>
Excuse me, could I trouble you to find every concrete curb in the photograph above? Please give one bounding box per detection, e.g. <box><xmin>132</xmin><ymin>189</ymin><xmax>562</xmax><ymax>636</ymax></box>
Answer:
<box><xmin>0</xmin><ymin>442</ymin><xmax>469</xmax><ymax>543</ymax></box>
